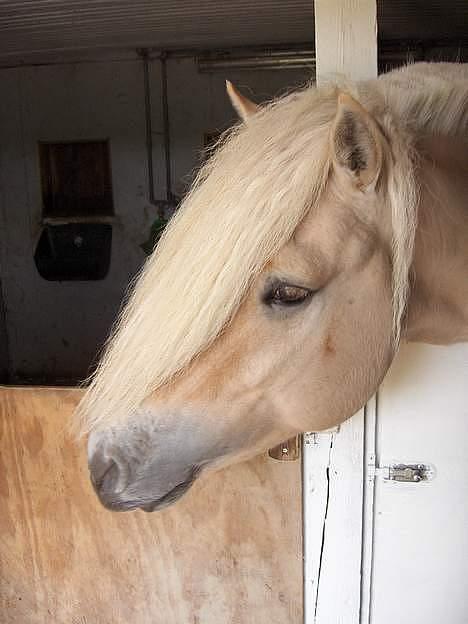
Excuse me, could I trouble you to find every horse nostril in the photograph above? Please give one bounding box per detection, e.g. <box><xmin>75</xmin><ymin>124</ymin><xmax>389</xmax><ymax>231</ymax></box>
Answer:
<box><xmin>100</xmin><ymin>460</ymin><xmax>120</xmax><ymax>494</ymax></box>
<box><xmin>89</xmin><ymin>452</ymin><xmax>129</xmax><ymax>498</ymax></box>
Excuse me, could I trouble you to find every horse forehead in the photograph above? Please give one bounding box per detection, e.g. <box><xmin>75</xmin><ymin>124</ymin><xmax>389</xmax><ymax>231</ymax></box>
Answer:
<box><xmin>269</xmin><ymin>236</ymin><xmax>330</xmax><ymax>280</ymax></box>
<box><xmin>269</xmin><ymin>197</ymin><xmax>376</xmax><ymax>278</ymax></box>
<box><xmin>283</xmin><ymin>203</ymin><xmax>343</xmax><ymax>259</ymax></box>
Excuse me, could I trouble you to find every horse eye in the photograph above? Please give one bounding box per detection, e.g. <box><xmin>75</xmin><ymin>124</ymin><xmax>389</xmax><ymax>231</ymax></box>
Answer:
<box><xmin>265</xmin><ymin>283</ymin><xmax>313</xmax><ymax>307</ymax></box>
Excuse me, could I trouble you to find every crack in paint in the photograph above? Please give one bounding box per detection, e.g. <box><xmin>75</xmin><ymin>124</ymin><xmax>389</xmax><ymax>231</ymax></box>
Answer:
<box><xmin>313</xmin><ymin>435</ymin><xmax>334</xmax><ymax>621</ymax></box>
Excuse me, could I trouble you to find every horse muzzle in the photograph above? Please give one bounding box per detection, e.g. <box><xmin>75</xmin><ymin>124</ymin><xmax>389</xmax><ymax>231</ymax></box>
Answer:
<box><xmin>86</xmin><ymin>408</ymin><xmax>229</xmax><ymax>512</ymax></box>
<box><xmin>88</xmin><ymin>447</ymin><xmax>199</xmax><ymax>512</ymax></box>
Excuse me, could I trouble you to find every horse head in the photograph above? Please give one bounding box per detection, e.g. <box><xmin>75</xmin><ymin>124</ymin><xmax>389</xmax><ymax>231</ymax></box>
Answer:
<box><xmin>80</xmin><ymin>75</ymin><xmax>419</xmax><ymax>511</ymax></box>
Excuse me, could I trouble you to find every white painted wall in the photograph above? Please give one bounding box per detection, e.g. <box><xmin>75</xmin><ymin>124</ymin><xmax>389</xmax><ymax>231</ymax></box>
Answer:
<box><xmin>0</xmin><ymin>57</ymin><xmax>310</xmax><ymax>383</ymax></box>
<box><xmin>0</xmin><ymin>60</ymin><xmax>150</xmax><ymax>382</ymax></box>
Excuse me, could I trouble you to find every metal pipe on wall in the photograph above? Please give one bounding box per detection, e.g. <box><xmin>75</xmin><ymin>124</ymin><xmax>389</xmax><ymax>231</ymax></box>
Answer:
<box><xmin>195</xmin><ymin>44</ymin><xmax>433</xmax><ymax>73</ymax></box>
<box><xmin>140</xmin><ymin>49</ymin><xmax>157</xmax><ymax>209</ymax></box>
<box><xmin>138</xmin><ymin>48</ymin><xmax>175</xmax><ymax>219</ymax></box>
<box><xmin>160</xmin><ymin>52</ymin><xmax>174</xmax><ymax>204</ymax></box>
<box><xmin>198</xmin><ymin>49</ymin><xmax>316</xmax><ymax>72</ymax></box>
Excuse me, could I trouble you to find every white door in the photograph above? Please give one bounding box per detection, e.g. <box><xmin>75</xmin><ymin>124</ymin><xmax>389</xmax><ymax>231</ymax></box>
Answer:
<box><xmin>304</xmin><ymin>343</ymin><xmax>468</xmax><ymax>623</ymax></box>
<box><xmin>369</xmin><ymin>343</ymin><xmax>468</xmax><ymax>624</ymax></box>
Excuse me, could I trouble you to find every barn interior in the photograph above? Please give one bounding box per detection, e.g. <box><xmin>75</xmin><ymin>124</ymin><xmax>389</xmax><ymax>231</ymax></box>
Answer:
<box><xmin>0</xmin><ymin>1</ymin><xmax>467</xmax><ymax>385</ymax></box>
<box><xmin>1</xmin><ymin>4</ymin><xmax>468</xmax><ymax>624</ymax></box>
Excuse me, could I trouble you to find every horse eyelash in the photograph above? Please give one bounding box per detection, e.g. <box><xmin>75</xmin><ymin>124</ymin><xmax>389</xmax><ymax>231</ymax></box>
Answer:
<box><xmin>262</xmin><ymin>283</ymin><xmax>314</xmax><ymax>307</ymax></box>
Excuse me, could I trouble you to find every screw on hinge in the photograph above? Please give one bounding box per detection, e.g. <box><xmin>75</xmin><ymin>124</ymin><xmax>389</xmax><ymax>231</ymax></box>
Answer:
<box><xmin>268</xmin><ymin>436</ymin><xmax>300</xmax><ymax>461</ymax></box>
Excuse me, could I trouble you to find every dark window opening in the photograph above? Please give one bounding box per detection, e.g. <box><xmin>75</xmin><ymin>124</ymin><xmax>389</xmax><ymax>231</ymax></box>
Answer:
<box><xmin>35</xmin><ymin>141</ymin><xmax>113</xmax><ymax>280</ymax></box>
<box><xmin>39</xmin><ymin>140</ymin><xmax>113</xmax><ymax>218</ymax></box>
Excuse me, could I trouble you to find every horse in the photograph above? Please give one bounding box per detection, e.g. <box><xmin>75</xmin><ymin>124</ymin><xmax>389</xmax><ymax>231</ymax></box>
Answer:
<box><xmin>77</xmin><ymin>62</ymin><xmax>468</xmax><ymax>512</ymax></box>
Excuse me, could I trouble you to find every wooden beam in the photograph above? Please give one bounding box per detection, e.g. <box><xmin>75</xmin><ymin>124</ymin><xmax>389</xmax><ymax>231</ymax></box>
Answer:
<box><xmin>304</xmin><ymin>2</ymin><xmax>378</xmax><ymax>623</ymax></box>
<box><xmin>314</xmin><ymin>0</ymin><xmax>378</xmax><ymax>83</ymax></box>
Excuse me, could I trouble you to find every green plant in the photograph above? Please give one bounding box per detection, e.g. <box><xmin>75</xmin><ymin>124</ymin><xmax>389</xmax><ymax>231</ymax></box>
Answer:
<box><xmin>140</xmin><ymin>215</ymin><xmax>169</xmax><ymax>256</ymax></box>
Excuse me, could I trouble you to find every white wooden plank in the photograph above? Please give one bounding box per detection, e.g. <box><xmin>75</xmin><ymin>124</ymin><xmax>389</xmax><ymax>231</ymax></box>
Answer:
<box><xmin>313</xmin><ymin>411</ymin><xmax>365</xmax><ymax>624</ymax></box>
<box><xmin>304</xmin><ymin>2</ymin><xmax>378</xmax><ymax>623</ymax></box>
<box><xmin>303</xmin><ymin>431</ymin><xmax>335</xmax><ymax>621</ymax></box>
<box><xmin>314</xmin><ymin>0</ymin><xmax>377</xmax><ymax>84</ymax></box>
<box><xmin>360</xmin><ymin>395</ymin><xmax>377</xmax><ymax>624</ymax></box>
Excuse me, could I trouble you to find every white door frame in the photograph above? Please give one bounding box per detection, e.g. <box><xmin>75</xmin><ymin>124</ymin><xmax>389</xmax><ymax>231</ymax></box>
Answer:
<box><xmin>303</xmin><ymin>2</ymin><xmax>378</xmax><ymax>622</ymax></box>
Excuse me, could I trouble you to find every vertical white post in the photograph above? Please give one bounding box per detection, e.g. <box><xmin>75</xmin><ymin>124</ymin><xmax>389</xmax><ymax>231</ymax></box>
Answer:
<box><xmin>314</xmin><ymin>0</ymin><xmax>377</xmax><ymax>83</ymax></box>
<box><xmin>303</xmin><ymin>2</ymin><xmax>378</xmax><ymax>623</ymax></box>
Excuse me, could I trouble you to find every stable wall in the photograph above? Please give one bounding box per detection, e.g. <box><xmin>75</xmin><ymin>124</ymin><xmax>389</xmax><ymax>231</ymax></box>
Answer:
<box><xmin>0</xmin><ymin>387</ymin><xmax>303</xmax><ymax>622</ymax></box>
<box><xmin>0</xmin><ymin>56</ymin><xmax>309</xmax><ymax>383</ymax></box>
<box><xmin>0</xmin><ymin>60</ymin><xmax>150</xmax><ymax>383</ymax></box>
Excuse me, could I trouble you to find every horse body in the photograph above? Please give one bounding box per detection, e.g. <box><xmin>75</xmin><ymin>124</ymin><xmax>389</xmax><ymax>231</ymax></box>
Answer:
<box><xmin>407</xmin><ymin>133</ymin><xmax>468</xmax><ymax>343</ymax></box>
<box><xmin>78</xmin><ymin>63</ymin><xmax>468</xmax><ymax>512</ymax></box>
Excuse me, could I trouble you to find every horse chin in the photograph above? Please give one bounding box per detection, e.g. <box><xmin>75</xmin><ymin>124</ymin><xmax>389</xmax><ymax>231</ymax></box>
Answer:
<box><xmin>138</xmin><ymin>476</ymin><xmax>197</xmax><ymax>512</ymax></box>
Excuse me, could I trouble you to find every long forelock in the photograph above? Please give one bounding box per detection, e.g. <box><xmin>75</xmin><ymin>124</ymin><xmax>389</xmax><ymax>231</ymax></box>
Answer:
<box><xmin>76</xmin><ymin>84</ymin><xmax>337</xmax><ymax>433</ymax></box>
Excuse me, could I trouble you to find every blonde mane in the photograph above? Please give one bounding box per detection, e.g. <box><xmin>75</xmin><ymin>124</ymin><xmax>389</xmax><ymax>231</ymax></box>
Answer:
<box><xmin>77</xmin><ymin>63</ymin><xmax>468</xmax><ymax>433</ymax></box>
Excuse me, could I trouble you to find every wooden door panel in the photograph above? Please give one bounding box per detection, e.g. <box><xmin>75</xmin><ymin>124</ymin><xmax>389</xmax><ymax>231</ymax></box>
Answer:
<box><xmin>0</xmin><ymin>387</ymin><xmax>302</xmax><ymax>624</ymax></box>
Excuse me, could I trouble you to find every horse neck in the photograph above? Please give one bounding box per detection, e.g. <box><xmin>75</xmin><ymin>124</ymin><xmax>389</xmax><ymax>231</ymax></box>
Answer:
<box><xmin>404</xmin><ymin>133</ymin><xmax>468</xmax><ymax>345</ymax></box>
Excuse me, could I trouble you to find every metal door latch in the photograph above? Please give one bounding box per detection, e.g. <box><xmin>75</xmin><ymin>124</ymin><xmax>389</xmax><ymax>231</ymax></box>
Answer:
<box><xmin>268</xmin><ymin>436</ymin><xmax>300</xmax><ymax>461</ymax></box>
<box><xmin>374</xmin><ymin>463</ymin><xmax>434</xmax><ymax>482</ymax></box>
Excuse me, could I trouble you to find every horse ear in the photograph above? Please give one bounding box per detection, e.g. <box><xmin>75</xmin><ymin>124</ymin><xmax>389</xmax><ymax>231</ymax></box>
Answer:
<box><xmin>331</xmin><ymin>92</ymin><xmax>383</xmax><ymax>189</ymax></box>
<box><xmin>226</xmin><ymin>80</ymin><xmax>260</xmax><ymax>122</ymax></box>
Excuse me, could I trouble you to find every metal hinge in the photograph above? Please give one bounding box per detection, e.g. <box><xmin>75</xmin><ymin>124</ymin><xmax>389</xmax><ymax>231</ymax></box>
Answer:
<box><xmin>269</xmin><ymin>428</ymin><xmax>342</xmax><ymax>461</ymax></box>
<box><xmin>370</xmin><ymin>461</ymin><xmax>435</xmax><ymax>483</ymax></box>
<box><xmin>268</xmin><ymin>436</ymin><xmax>300</xmax><ymax>461</ymax></box>
<box><xmin>303</xmin><ymin>427</ymin><xmax>340</xmax><ymax>445</ymax></box>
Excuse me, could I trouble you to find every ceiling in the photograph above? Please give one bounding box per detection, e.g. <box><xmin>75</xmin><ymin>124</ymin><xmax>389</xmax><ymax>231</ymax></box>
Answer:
<box><xmin>0</xmin><ymin>1</ymin><xmax>466</xmax><ymax>65</ymax></box>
